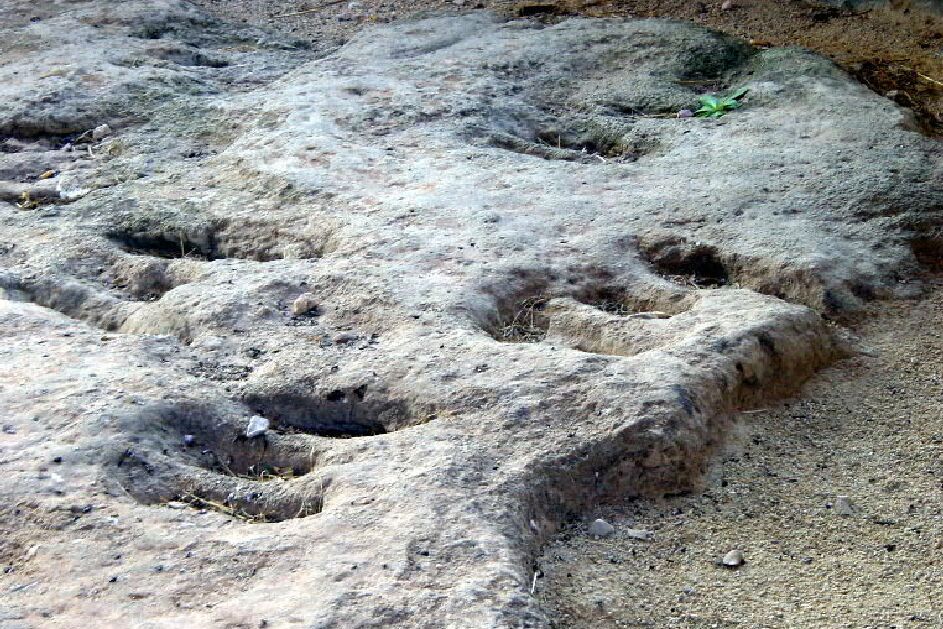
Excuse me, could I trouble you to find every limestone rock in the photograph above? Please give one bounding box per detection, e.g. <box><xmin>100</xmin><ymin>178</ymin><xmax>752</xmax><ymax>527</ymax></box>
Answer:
<box><xmin>245</xmin><ymin>415</ymin><xmax>269</xmax><ymax>439</ymax></box>
<box><xmin>589</xmin><ymin>519</ymin><xmax>616</xmax><ymax>537</ymax></box>
<box><xmin>290</xmin><ymin>293</ymin><xmax>319</xmax><ymax>316</ymax></box>
<box><xmin>0</xmin><ymin>2</ymin><xmax>939</xmax><ymax>627</ymax></box>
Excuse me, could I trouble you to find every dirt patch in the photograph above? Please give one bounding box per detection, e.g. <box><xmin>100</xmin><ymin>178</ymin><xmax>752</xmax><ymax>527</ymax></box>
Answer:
<box><xmin>488</xmin><ymin>288</ymin><xmax>686</xmax><ymax>343</ymax></box>
<box><xmin>911</xmin><ymin>235</ymin><xmax>943</xmax><ymax>271</ymax></box>
<box><xmin>490</xmin><ymin>294</ymin><xmax>553</xmax><ymax>342</ymax></box>
<box><xmin>580</xmin><ymin>287</ymin><xmax>686</xmax><ymax>317</ymax></box>
<box><xmin>109</xmin><ymin>230</ymin><xmax>216</xmax><ymax>260</ymax></box>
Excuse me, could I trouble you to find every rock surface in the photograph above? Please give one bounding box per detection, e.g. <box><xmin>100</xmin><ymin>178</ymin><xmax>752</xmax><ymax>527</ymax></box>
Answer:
<box><xmin>0</xmin><ymin>1</ymin><xmax>940</xmax><ymax>627</ymax></box>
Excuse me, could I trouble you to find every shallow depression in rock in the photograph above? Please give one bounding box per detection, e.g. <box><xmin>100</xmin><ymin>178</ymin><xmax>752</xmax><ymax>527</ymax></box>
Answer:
<box><xmin>244</xmin><ymin>387</ymin><xmax>427</xmax><ymax>438</ymax></box>
<box><xmin>487</xmin><ymin>285</ymin><xmax>690</xmax><ymax>343</ymax></box>
<box><xmin>113</xmin><ymin>402</ymin><xmax>328</xmax><ymax>523</ymax></box>
<box><xmin>640</xmin><ymin>239</ymin><xmax>731</xmax><ymax>288</ymax></box>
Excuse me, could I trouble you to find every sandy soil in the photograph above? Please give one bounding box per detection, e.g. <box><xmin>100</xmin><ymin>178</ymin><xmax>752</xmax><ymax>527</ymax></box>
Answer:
<box><xmin>535</xmin><ymin>281</ymin><xmax>943</xmax><ymax>627</ymax></box>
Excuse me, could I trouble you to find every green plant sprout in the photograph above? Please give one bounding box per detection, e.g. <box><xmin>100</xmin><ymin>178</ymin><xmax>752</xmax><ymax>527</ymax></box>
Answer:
<box><xmin>695</xmin><ymin>87</ymin><xmax>749</xmax><ymax>118</ymax></box>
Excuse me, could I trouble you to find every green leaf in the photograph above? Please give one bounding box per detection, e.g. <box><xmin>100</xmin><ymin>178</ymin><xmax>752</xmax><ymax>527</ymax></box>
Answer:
<box><xmin>727</xmin><ymin>86</ymin><xmax>749</xmax><ymax>100</ymax></box>
<box><xmin>712</xmin><ymin>111</ymin><xmax>725</xmax><ymax>117</ymax></box>
<box><xmin>698</xmin><ymin>95</ymin><xmax>719</xmax><ymax>108</ymax></box>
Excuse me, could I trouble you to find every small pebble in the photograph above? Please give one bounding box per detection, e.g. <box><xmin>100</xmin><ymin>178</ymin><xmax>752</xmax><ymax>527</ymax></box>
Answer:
<box><xmin>677</xmin><ymin>109</ymin><xmax>694</xmax><ymax>119</ymax></box>
<box><xmin>625</xmin><ymin>528</ymin><xmax>655</xmax><ymax>541</ymax></box>
<box><xmin>588</xmin><ymin>518</ymin><xmax>615</xmax><ymax>537</ymax></box>
<box><xmin>291</xmin><ymin>292</ymin><xmax>319</xmax><ymax>316</ymax></box>
<box><xmin>721</xmin><ymin>549</ymin><xmax>745</xmax><ymax>568</ymax></box>
<box><xmin>835</xmin><ymin>495</ymin><xmax>855</xmax><ymax>516</ymax></box>
<box><xmin>92</xmin><ymin>123</ymin><xmax>111</xmax><ymax>141</ymax></box>
<box><xmin>721</xmin><ymin>0</ymin><xmax>735</xmax><ymax>10</ymax></box>
<box><xmin>245</xmin><ymin>415</ymin><xmax>269</xmax><ymax>439</ymax></box>
<box><xmin>334</xmin><ymin>332</ymin><xmax>358</xmax><ymax>344</ymax></box>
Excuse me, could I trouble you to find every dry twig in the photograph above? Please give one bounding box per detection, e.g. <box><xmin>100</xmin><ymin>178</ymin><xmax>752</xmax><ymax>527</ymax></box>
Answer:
<box><xmin>916</xmin><ymin>72</ymin><xmax>943</xmax><ymax>88</ymax></box>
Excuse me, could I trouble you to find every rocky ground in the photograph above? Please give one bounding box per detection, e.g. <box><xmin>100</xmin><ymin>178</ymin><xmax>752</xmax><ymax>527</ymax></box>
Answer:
<box><xmin>537</xmin><ymin>282</ymin><xmax>943</xmax><ymax>628</ymax></box>
<box><xmin>191</xmin><ymin>0</ymin><xmax>943</xmax><ymax>134</ymax></box>
<box><xmin>0</xmin><ymin>0</ymin><xmax>941</xmax><ymax>627</ymax></box>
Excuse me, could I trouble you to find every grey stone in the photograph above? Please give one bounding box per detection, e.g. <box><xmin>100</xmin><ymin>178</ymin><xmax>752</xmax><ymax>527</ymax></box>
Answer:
<box><xmin>245</xmin><ymin>415</ymin><xmax>269</xmax><ymax>439</ymax></box>
<box><xmin>835</xmin><ymin>495</ymin><xmax>855</xmax><ymax>516</ymax></box>
<box><xmin>91</xmin><ymin>124</ymin><xmax>111</xmax><ymax>141</ymax></box>
<box><xmin>589</xmin><ymin>519</ymin><xmax>616</xmax><ymax>537</ymax></box>
<box><xmin>722</xmin><ymin>549</ymin><xmax>745</xmax><ymax>567</ymax></box>
<box><xmin>290</xmin><ymin>293</ymin><xmax>319</xmax><ymax>316</ymax></box>
<box><xmin>625</xmin><ymin>528</ymin><xmax>655</xmax><ymax>540</ymax></box>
